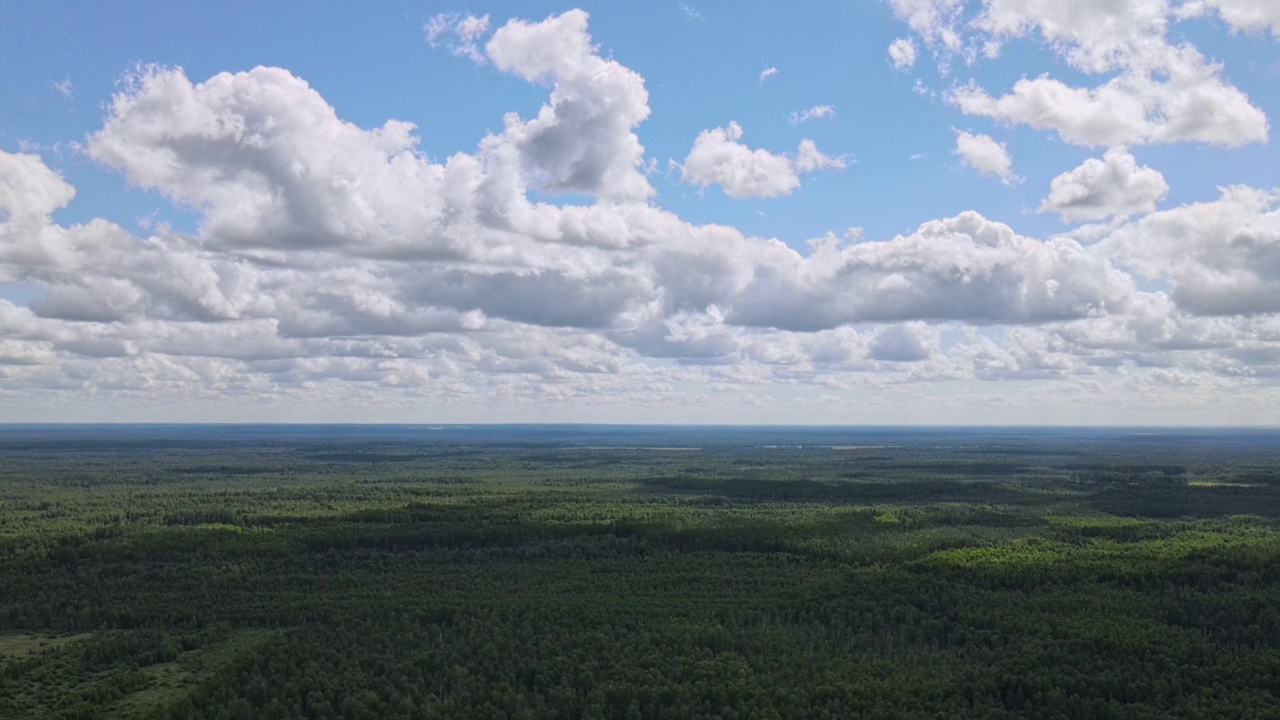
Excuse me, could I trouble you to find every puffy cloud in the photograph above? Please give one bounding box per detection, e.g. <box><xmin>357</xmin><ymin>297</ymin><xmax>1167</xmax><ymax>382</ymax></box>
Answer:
<box><xmin>87</xmin><ymin>11</ymin><xmax>653</xmax><ymax>265</ymax></box>
<box><xmin>0</xmin><ymin>151</ymin><xmax>75</xmax><ymax>225</ymax></box>
<box><xmin>679</xmin><ymin>122</ymin><xmax>844</xmax><ymax>199</ymax></box>
<box><xmin>758</xmin><ymin>67</ymin><xmax>778</xmax><ymax>84</ymax></box>
<box><xmin>1182</xmin><ymin>0</ymin><xmax>1280</xmax><ymax>37</ymax></box>
<box><xmin>1040</xmin><ymin>148</ymin><xmax>1169</xmax><ymax>223</ymax></box>
<box><xmin>975</xmin><ymin>0</ymin><xmax>1174</xmax><ymax>74</ymax></box>
<box><xmin>0</xmin><ymin>337</ymin><xmax>54</xmax><ymax>366</ymax></box>
<box><xmin>679</xmin><ymin>124</ymin><xmax>795</xmax><ymax>198</ymax></box>
<box><xmin>793</xmin><ymin>140</ymin><xmax>846</xmax><ymax>173</ymax></box>
<box><xmin>953</xmin><ymin>131</ymin><xmax>1017</xmax><ymax>184</ymax></box>
<box><xmin>0</xmin><ymin>152</ymin><xmax>79</xmax><ymax>272</ymax></box>
<box><xmin>888</xmin><ymin>38</ymin><xmax>918</xmax><ymax>68</ymax></box>
<box><xmin>486</xmin><ymin>9</ymin><xmax>654</xmax><ymax>202</ymax></box>
<box><xmin>1100</xmin><ymin>186</ymin><xmax>1280</xmax><ymax>316</ymax></box>
<box><xmin>5</xmin><ymin>130</ymin><xmax>1143</xmax><ymax>397</ymax></box>
<box><xmin>886</xmin><ymin>0</ymin><xmax>965</xmax><ymax>50</ymax></box>
<box><xmin>949</xmin><ymin>45</ymin><xmax>1269</xmax><ymax>147</ymax></box>
<box><xmin>727</xmin><ymin>213</ymin><xmax>1133</xmax><ymax>330</ymax></box>
<box><xmin>2</xmin><ymin>6</ymin><xmax>1277</xmax><ymax>420</ymax></box>
<box><xmin>886</xmin><ymin>1</ymin><xmax>1271</xmax><ymax>148</ymax></box>
<box><xmin>0</xmin><ymin>301</ymin><xmax>48</xmax><ymax>340</ymax></box>
<box><xmin>88</xmin><ymin>66</ymin><xmax>447</xmax><ymax>255</ymax></box>
<box><xmin>869</xmin><ymin>323</ymin><xmax>938</xmax><ymax>362</ymax></box>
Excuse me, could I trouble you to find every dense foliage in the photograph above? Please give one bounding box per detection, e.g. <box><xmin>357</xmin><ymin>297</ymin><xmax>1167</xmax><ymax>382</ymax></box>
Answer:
<box><xmin>2</xmin><ymin>425</ymin><xmax>1279</xmax><ymax>719</ymax></box>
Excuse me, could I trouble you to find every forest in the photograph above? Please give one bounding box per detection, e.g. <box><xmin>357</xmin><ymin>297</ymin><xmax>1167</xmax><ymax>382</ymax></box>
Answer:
<box><xmin>1</xmin><ymin>424</ymin><xmax>1279</xmax><ymax>719</ymax></box>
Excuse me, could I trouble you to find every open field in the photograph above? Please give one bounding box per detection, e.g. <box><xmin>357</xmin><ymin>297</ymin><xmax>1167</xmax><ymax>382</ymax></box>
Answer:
<box><xmin>2</xmin><ymin>425</ymin><xmax>1279</xmax><ymax>719</ymax></box>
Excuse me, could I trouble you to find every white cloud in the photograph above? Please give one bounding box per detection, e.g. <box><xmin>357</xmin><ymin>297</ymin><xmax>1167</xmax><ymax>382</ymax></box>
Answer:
<box><xmin>1100</xmin><ymin>186</ymin><xmax>1280</xmax><ymax>316</ymax></box>
<box><xmin>758</xmin><ymin>66</ymin><xmax>778</xmax><ymax>84</ymax></box>
<box><xmin>51</xmin><ymin>78</ymin><xmax>74</xmax><ymax>99</ymax></box>
<box><xmin>1181</xmin><ymin>0</ymin><xmax>1280</xmax><ymax>38</ymax></box>
<box><xmin>727</xmin><ymin>213</ymin><xmax>1133</xmax><ymax>330</ymax></box>
<box><xmin>886</xmin><ymin>0</ymin><xmax>965</xmax><ymax>51</ymax></box>
<box><xmin>4</xmin><ymin>124</ymin><xmax>1139</xmax><ymax>395</ymax></box>
<box><xmin>426</xmin><ymin>13</ymin><xmax>491</xmax><ymax>64</ymax></box>
<box><xmin>887</xmin><ymin>1</ymin><xmax>1271</xmax><ymax>148</ymax></box>
<box><xmin>680</xmin><ymin>123</ymin><xmax>800</xmax><ymax>198</ymax></box>
<box><xmin>0</xmin><ymin>152</ymin><xmax>79</xmax><ymax>273</ymax></box>
<box><xmin>888</xmin><ymin>38</ymin><xmax>918</xmax><ymax>68</ymax></box>
<box><xmin>88</xmin><ymin>10</ymin><xmax>655</xmax><ymax>264</ymax></box>
<box><xmin>2</xmin><ymin>7</ymin><xmax>1279</xmax><ymax>421</ymax></box>
<box><xmin>0</xmin><ymin>151</ymin><xmax>76</xmax><ymax>225</ymax></box>
<box><xmin>976</xmin><ymin>0</ymin><xmax>1173</xmax><ymax>74</ymax></box>
<box><xmin>949</xmin><ymin>45</ymin><xmax>1269</xmax><ymax>147</ymax></box>
<box><xmin>1040</xmin><ymin>148</ymin><xmax>1169</xmax><ymax>223</ymax></box>
<box><xmin>793</xmin><ymin>140</ymin><xmax>846</xmax><ymax>173</ymax></box>
<box><xmin>953</xmin><ymin>131</ymin><xmax>1017</xmax><ymax>184</ymax></box>
<box><xmin>789</xmin><ymin>105</ymin><xmax>835</xmax><ymax>124</ymax></box>
<box><xmin>679</xmin><ymin>122</ymin><xmax>844</xmax><ymax>198</ymax></box>
<box><xmin>88</xmin><ymin>65</ymin><xmax>449</xmax><ymax>255</ymax></box>
<box><xmin>679</xmin><ymin>3</ymin><xmax>704</xmax><ymax>22</ymax></box>
<box><xmin>869</xmin><ymin>323</ymin><xmax>938</xmax><ymax>361</ymax></box>
<box><xmin>485</xmin><ymin>9</ymin><xmax>655</xmax><ymax>202</ymax></box>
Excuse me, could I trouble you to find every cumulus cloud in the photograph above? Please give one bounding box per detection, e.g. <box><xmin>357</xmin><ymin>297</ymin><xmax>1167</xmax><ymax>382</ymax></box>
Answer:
<box><xmin>727</xmin><ymin>213</ymin><xmax>1133</xmax><ymax>330</ymax></box>
<box><xmin>0</xmin><ymin>151</ymin><xmax>76</xmax><ymax>226</ymax></box>
<box><xmin>948</xmin><ymin>46</ymin><xmax>1269</xmax><ymax>147</ymax></box>
<box><xmin>869</xmin><ymin>323</ymin><xmax>938</xmax><ymax>361</ymax></box>
<box><xmin>2</xmin><ymin>7</ymin><xmax>1278</xmax><ymax>420</ymax></box>
<box><xmin>975</xmin><ymin>0</ymin><xmax>1174</xmax><ymax>74</ymax></box>
<box><xmin>1040</xmin><ymin>148</ymin><xmax>1169</xmax><ymax>223</ymax></box>
<box><xmin>953</xmin><ymin>131</ymin><xmax>1017</xmax><ymax>184</ymax></box>
<box><xmin>888</xmin><ymin>1</ymin><xmax>1271</xmax><ymax>148</ymax></box>
<box><xmin>886</xmin><ymin>0</ymin><xmax>965</xmax><ymax>51</ymax></box>
<box><xmin>486</xmin><ymin>9</ymin><xmax>655</xmax><ymax>202</ymax></box>
<box><xmin>87</xmin><ymin>65</ymin><xmax>447</xmax><ymax>255</ymax></box>
<box><xmin>1100</xmin><ymin>186</ymin><xmax>1280</xmax><ymax>316</ymax></box>
<box><xmin>793</xmin><ymin>140</ymin><xmax>846</xmax><ymax>173</ymax></box>
<box><xmin>0</xmin><ymin>152</ymin><xmax>79</xmax><ymax>273</ymax></box>
<box><xmin>86</xmin><ymin>10</ymin><xmax>654</xmax><ymax>263</ymax></box>
<box><xmin>758</xmin><ymin>67</ymin><xmax>778</xmax><ymax>84</ymax></box>
<box><xmin>888</xmin><ymin>38</ymin><xmax>918</xmax><ymax>68</ymax></box>
<box><xmin>679</xmin><ymin>121</ymin><xmax>845</xmax><ymax>198</ymax></box>
<box><xmin>3</xmin><ymin>120</ymin><xmax>1144</xmax><ymax>404</ymax></box>
<box><xmin>1181</xmin><ymin>0</ymin><xmax>1280</xmax><ymax>38</ymax></box>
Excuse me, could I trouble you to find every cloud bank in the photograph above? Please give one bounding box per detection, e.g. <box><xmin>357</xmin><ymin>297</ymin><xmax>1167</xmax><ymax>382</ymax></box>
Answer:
<box><xmin>1</xmin><ymin>7</ymin><xmax>1279</xmax><ymax>423</ymax></box>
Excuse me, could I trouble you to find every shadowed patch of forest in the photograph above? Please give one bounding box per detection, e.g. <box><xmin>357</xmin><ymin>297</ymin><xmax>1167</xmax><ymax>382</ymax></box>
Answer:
<box><xmin>2</xmin><ymin>425</ymin><xmax>1279</xmax><ymax>719</ymax></box>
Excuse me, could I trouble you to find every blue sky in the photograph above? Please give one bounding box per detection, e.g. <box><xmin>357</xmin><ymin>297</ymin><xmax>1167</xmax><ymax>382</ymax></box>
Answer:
<box><xmin>1</xmin><ymin>1</ymin><xmax>1279</xmax><ymax>424</ymax></box>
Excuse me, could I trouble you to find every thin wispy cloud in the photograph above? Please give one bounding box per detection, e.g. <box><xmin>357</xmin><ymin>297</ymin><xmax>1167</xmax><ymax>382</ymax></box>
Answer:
<box><xmin>426</xmin><ymin>13</ymin><xmax>491</xmax><ymax>64</ymax></box>
<box><xmin>789</xmin><ymin>105</ymin><xmax>834</xmax><ymax>124</ymax></box>
<box><xmin>679</xmin><ymin>3</ymin><xmax>704</xmax><ymax>22</ymax></box>
<box><xmin>51</xmin><ymin>78</ymin><xmax>73</xmax><ymax>99</ymax></box>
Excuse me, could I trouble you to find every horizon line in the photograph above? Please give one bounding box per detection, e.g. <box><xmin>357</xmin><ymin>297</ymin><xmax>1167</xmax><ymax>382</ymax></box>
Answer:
<box><xmin>1</xmin><ymin>422</ymin><xmax>1277</xmax><ymax>430</ymax></box>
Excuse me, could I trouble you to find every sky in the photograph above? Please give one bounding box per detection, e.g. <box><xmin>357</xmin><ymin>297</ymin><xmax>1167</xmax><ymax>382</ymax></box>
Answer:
<box><xmin>1</xmin><ymin>1</ymin><xmax>1279</xmax><ymax>425</ymax></box>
